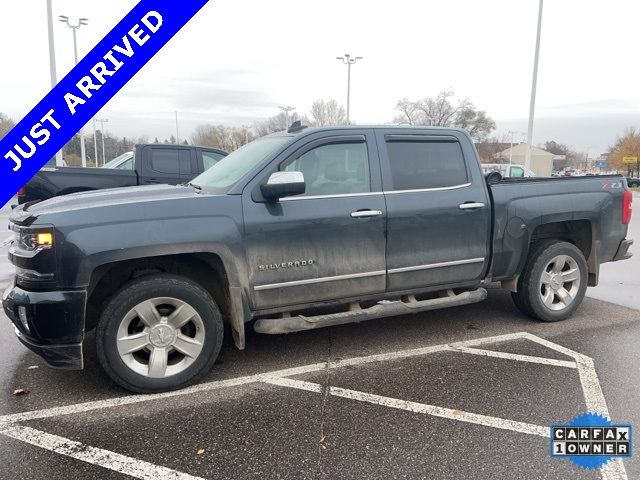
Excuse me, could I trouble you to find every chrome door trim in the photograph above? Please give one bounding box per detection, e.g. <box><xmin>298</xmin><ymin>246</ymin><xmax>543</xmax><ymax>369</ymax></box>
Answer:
<box><xmin>388</xmin><ymin>257</ymin><xmax>485</xmax><ymax>274</ymax></box>
<box><xmin>254</xmin><ymin>270</ymin><xmax>386</xmax><ymax>291</ymax></box>
<box><xmin>384</xmin><ymin>183</ymin><xmax>471</xmax><ymax>194</ymax></box>
<box><xmin>280</xmin><ymin>192</ymin><xmax>384</xmax><ymax>201</ymax></box>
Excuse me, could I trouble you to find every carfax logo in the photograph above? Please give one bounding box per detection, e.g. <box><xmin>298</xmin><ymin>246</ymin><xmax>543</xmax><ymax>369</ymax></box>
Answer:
<box><xmin>551</xmin><ymin>413</ymin><xmax>632</xmax><ymax>469</ymax></box>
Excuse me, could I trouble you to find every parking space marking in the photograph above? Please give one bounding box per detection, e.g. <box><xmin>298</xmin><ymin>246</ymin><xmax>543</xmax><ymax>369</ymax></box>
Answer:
<box><xmin>450</xmin><ymin>345</ymin><xmax>578</xmax><ymax>368</ymax></box>
<box><xmin>265</xmin><ymin>377</ymin><xmax>550</xmax><ymax>437</ymax></box>
<box><xmin>0</xmin><ymin>362</ymin><xmax>327</xmax><ymax>426</ymax></box>
<box><xmin>0</xmin><ymin>331</ymin><xmax>627</xmax><ymax>480</ymax></box>
<box><xmin>1</xmin><ymin>425</ymin><xmax>205</xmax><ymax>480</ymax></box>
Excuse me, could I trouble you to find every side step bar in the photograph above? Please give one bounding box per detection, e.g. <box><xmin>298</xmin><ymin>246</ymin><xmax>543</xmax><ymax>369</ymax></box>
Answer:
<box><xmin>254</xmin><ymin>288</ymin><xmax>487</xmax><ymax>334</ymax></box>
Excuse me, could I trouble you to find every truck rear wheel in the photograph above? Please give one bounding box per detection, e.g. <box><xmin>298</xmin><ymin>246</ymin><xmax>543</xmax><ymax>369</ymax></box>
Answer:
<box><xmin>511</xmin><ymin>240</ymin><xmax>587</xmax><ymax>322</ymax></box>
<box><xmin>96</xmin><ymin>274</ymin><xmax>223</xmax><ymax>393</ymax></box>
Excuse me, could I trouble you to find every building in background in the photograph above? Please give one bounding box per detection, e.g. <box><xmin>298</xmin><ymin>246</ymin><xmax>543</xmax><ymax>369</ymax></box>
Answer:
<box><xmin>496</xmin><ymin>144</ymin><xmax>554</xmax><ymax>176</ymax></box>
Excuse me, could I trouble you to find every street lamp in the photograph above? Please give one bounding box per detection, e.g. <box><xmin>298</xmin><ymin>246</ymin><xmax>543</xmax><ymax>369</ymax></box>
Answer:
<box><xmin>524</xmin><ymin>0</ymin><xmax>544</xmax><ymax>172</ymax></box>
<box><xmin>278</xmin><ymin>106</ymin><xmax>295</xmax><ymax>131</ymax></box>
<box><xmin>59</xmin><ymin>15</ymin><xmax>89</xmax><ymax>168</ymax></box>
<box><xmin>336</xmin><ymin>54</ymin><xmax>363</xmax><ymax>124</ymax></box>
<box><xmin>46</xmin><ymin>1</ymin><xmax>64</xmax><ymax>167</ymax></box>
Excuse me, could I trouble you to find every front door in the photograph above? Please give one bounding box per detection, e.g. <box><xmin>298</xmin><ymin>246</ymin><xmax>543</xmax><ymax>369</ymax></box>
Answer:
<box><xmin>376</xmin><ymin>130</ymin><xmax>491</xmax><ymax>291</ymax></box>
<box><xmin>242</xmin><ymin>131</ymin><xmax>387</xmax><ymax>310</ymax></box>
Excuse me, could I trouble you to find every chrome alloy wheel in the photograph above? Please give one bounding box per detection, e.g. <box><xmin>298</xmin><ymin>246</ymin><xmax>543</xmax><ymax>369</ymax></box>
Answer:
<box><xmin>116</xmin><ymin>297</ymin><xmax>205</xmax><ymax>378</ymax></box>
<box><xmin>539</xmin><ymin>255</ymin><xmax>581</xmax><ymax>311</ymax></box>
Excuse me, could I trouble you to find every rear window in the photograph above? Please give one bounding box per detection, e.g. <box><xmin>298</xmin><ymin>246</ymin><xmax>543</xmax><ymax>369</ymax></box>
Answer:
<box><xmin>385</xmin><ymin>140</ymin><xmax>468</xmax><ymax>190</ymax></box>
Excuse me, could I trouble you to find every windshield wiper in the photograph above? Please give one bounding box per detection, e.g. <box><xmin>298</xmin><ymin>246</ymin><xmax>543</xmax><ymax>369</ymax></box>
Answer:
<box><xmin>187</xmin><ymin>182</ymin><xmax>203</xmax><ymax>192</ymax></box>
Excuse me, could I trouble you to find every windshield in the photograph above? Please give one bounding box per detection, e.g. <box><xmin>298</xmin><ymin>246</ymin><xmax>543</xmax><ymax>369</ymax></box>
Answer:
<box><xmin>103</xmin><ymin>152</ymin><xmax>133</xmax><ymax>169</ymax></box>
<box><xmin>192</xmin><ymin>137</ymin><xmax>291</xmax><ymax>190</ymax></box>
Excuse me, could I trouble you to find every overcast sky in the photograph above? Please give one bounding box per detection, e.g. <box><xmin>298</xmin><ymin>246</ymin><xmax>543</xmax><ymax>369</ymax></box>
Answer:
<box><xmin>1</xmin><ymin>0</ymin><xmax>638</xmax><ymax>155</ymax></box>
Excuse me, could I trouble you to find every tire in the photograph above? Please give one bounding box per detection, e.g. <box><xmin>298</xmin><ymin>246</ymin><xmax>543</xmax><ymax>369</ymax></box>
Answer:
<box><xmin>96</xmin><ymin>274</ymin><xmax>223</xmax><ymax>393</ymax></box>
<box><xmin>511</xmin><ymin>240</ymin><xmax>587</xmax><ymax>322</ymax></box>
<box><xmin>510</xmin><ymin>289</ymin><xmax>533</xmax><ymax>317</ymax></box>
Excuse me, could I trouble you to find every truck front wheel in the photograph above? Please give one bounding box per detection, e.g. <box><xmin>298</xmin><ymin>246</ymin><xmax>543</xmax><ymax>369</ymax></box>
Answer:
<box><xmin>511</xmin><ymin>240</ymin><xmax>587</xmax><ymax>322</ymax></box>
<box><xmin>96</xmin><ymin>274</ymin><xmax>223</xmax><ymax>393</ymax></box>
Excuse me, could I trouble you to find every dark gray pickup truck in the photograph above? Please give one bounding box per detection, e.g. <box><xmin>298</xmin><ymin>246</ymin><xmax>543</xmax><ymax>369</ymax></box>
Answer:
<box><xmin>3</xmin><ymin>125</ymin><xmax>634</xmax><ymax>393</ymax></box>
<box><xmin>18</xmin><ymin>143</ymin><xmax>227</xmax><ymax>204</ymax></box>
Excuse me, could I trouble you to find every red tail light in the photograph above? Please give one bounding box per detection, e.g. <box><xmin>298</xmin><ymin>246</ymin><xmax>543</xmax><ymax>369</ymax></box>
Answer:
<box><xmin>622</xmin><ymin>190</ymin><xmax>632</xmax><ymax>224</ymax></box>
<box><xmin>17</xmin><ymin>187</ymin><xmax>25</xmax><ymax>197</ymax></box>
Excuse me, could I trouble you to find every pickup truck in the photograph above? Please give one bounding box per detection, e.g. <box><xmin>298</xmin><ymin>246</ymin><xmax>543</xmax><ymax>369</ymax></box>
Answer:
<box><xmin>3</xmin><ymin>125</ymin><xmax>633</xmax><ymax>393</ymax></box>
<box><xmin>17</xmin><ymin>144</ymin><xmax>227</xmax><ymax>204</ymax></box>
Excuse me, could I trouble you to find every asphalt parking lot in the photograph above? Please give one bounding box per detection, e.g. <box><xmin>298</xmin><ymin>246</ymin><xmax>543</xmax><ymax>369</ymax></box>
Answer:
<box><xmin>0</xmin><ymin>197</ymin><xmax>638</xmax><ymax>480</ymax></box>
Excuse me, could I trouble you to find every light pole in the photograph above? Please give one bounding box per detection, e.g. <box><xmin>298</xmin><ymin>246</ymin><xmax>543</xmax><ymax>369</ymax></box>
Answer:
<box><xmin>175</xmin><ymin>111</ymin><xmax>180</xmax><ymax>144</ymax></box>
<box><xmin>92</xmin><ymin>118</ymin><xmax>98</xmax><ymax>166</ymax></box>
<box><xmin>525</xmin><ymin>0</ymin><xmax>544</xmax><ymax>172</ymax></box>
<box><xmin>336</xmin><ymin>54</ymin><xmax>363</xmax><ymax>124</ymax></box>
<box><xmin>59</xmin><ymin>15</ymin><xmax>89</xmax><ymax>168</ymax></box>
<box><xmin>47</xmin><ymin>0</ymin><xmax>65</xmax><ymax>167</ymax></box>
<box><xmin>96</xmin><ymin>118</ymin><xmax>109</xmax><ymax>164</ymax></box>
<box><xmin>278</xmin><ymin>106</ymin><xmax>295</xmax><ymax>130</ymax></box>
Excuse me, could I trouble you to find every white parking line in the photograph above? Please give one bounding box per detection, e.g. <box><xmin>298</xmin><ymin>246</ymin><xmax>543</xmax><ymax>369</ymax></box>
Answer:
<box><xmin>0</xmin><ymin>363</ymin><xmax>327</xmax><ymax>426</ymax></box>
<box><xmin>0</xmin><ymin>332</ymin><xmax>524</xmax><ymax>427</ymax></box>
<box><xmin>0</xmin><ymin>331</ymin><xmax>627</xmax><ymax>480</ymax></box>
<box><xmin>450</xmin><ymin>345</ymin><xmax>578</xmax><ymax>368</ymax></box>
<box><xmin>1</xmin><ymin>425</ymin><xmax>205</xmax><ymax>480</ymax></box>
<box><xmin>265</xmin><ymin>377</ymin><xmax>550</xmax><ymax>437</ymax></box>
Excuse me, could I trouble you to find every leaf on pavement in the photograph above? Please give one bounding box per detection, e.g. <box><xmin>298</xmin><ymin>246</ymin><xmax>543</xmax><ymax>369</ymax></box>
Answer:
<box><xmin>12</xmin><ymin>388</ymin><xmax>30</xmax><ymax>396</ymax></box>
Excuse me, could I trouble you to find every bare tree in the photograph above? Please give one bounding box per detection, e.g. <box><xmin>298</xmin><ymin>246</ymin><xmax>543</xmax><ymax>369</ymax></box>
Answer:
<box><xmin>191</xmin><ymin>124</ymin><xmax>256</xmax><ymax>152</ymax></box>
<box><xmin>392</xmin><ymin>90</ymin><xmax>495</xmax><ymax>142</ymax></box>
<box><xmin>309</xmin><ymin>99</ymin><xmax>347</xmax><ymax>126</ymax></box>
<box><xmin>254</xmin><ymin>111</ymin><xmax>311</xmax><ymax>137</ymax></box>
<box><xmin>0</xmin><ymin>112</ymin><xmax>16</xmax><ymax>140</ymax></box>
<box><xmin>393</xmin><ymin>98</ymin><xmax>421</xmax><ymax>125</ymax></box>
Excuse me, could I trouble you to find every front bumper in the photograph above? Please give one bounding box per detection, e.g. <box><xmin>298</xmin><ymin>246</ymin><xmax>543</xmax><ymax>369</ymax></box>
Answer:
<box><xmin>2</xmin><ymin>280</ymin><xmax>86</xmax><ymax>369</ymax></box>
<box><xmin>613</xmin><ymin>238</ymin><xmax>633</xmax><ymax>262</ymax></box>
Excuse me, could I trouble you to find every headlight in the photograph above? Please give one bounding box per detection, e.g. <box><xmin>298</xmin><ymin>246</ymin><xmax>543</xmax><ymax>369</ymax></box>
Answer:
<box><xmin>16</xmin><ymin>229</ymin><xmax>54</xmax><ymax>251</ymax></box>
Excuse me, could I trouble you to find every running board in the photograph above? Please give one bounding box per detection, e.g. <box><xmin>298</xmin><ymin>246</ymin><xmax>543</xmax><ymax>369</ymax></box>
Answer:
<box><xmin>253</xmin><ymin>288</ymin><xmax>487</xmax><ymax>334</ymax></box>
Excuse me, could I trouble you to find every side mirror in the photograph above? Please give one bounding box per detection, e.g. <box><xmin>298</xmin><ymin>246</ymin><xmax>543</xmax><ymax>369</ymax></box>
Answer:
<box><xmin>261</xmin><ymin>171</ymin><xmax>305</xmax><ymax>200</ymax></box>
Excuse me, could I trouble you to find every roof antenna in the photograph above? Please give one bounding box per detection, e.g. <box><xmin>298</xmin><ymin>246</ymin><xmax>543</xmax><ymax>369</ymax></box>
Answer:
<box><xmin>288</xmin><ymin>120</ymin><xmax>308</xmax><ymax>133</ymax></box>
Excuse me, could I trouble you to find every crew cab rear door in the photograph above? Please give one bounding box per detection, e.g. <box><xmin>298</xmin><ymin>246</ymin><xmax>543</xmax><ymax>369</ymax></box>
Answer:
<box><xmin>138</xmin><ymin>146</ymin><xmax>194</xmax><ymax>185</ymax></box>
<box><xmin>242</xmin><ymin>130</ymin><xmax>387</xmax><ymax>310</ymax></box>
<box><xmin>375</xmin><ymin>130</ymin><xmax>491</xmax><ymax>291</ymax></box>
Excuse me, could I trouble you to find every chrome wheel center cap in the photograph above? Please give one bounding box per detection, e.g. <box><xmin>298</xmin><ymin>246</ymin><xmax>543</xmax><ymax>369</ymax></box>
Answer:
<box><xmin>549</xmin><ymin>274</ymin><xmax>562</xmax><ymax>291</ymax></box>
<box><xmin>149</xmin><ymin>323</ymin><xmax>176</xmax><ymax>348</ymax></box>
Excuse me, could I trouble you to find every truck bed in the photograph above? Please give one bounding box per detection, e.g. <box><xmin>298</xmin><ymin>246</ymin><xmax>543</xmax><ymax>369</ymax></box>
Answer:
<box><xmin>488</xmin><ymin>174</ymin><xmax>628</xmax><ymax>282</ymax></box>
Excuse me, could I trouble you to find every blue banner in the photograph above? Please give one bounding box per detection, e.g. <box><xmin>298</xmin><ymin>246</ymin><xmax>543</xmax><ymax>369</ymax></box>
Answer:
<box><xmin>0</xmin><ymin>0</ymin><xmax>210</xmax><ymax>207</ymax></box>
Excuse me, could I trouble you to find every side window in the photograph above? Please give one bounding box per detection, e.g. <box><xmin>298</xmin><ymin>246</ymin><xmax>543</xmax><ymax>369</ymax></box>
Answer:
<box><xmin>118</xmin><ymin>157</ymin><xmax>134</xmax><ymax>170</ymax></box>
<box><xmin>281</xmin><ymin>141</ymin><xmax>370</xmax><ymax>197</ymax></box>
<box><xmin>150</xmin><ymin>149</ymin><xmax>190</xmax><ymax>175</ymax></box>
<box><xmin>385</xmin><ymin>140</ymin><xmax>468</xmax><ymax>190</ymax></box>
<box><xmin>510</xmin><ymin>166</ymin><xmax>525</xmax><ymax>177</ymax></box>
<box><xmin>203</xmin><ymin>151</ymin><xmax>224</xmax><ymax>171</ymax></box>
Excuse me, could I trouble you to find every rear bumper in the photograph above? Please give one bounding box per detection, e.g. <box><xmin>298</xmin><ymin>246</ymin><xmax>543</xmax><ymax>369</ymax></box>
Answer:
<box><xmin>613</xmin><ymin>238</ymin><xmax>633</xmax><ymax>262</ymax></box>
<box><xmin>2</xmin><ymin>280</ymin><xmax>86</xmax><ymax>369</ymax></box>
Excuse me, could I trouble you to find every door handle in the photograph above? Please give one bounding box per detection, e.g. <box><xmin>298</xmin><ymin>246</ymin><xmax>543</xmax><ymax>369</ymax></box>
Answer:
<box><xmin>459</xmin><ymin>202</ymin><xmax>486</xmax><ymax>210</ymax></box>
<box><xmin>351</xmin><ymin>210</ymin><xmax>383</xmax><ymax>218</ymax></box>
